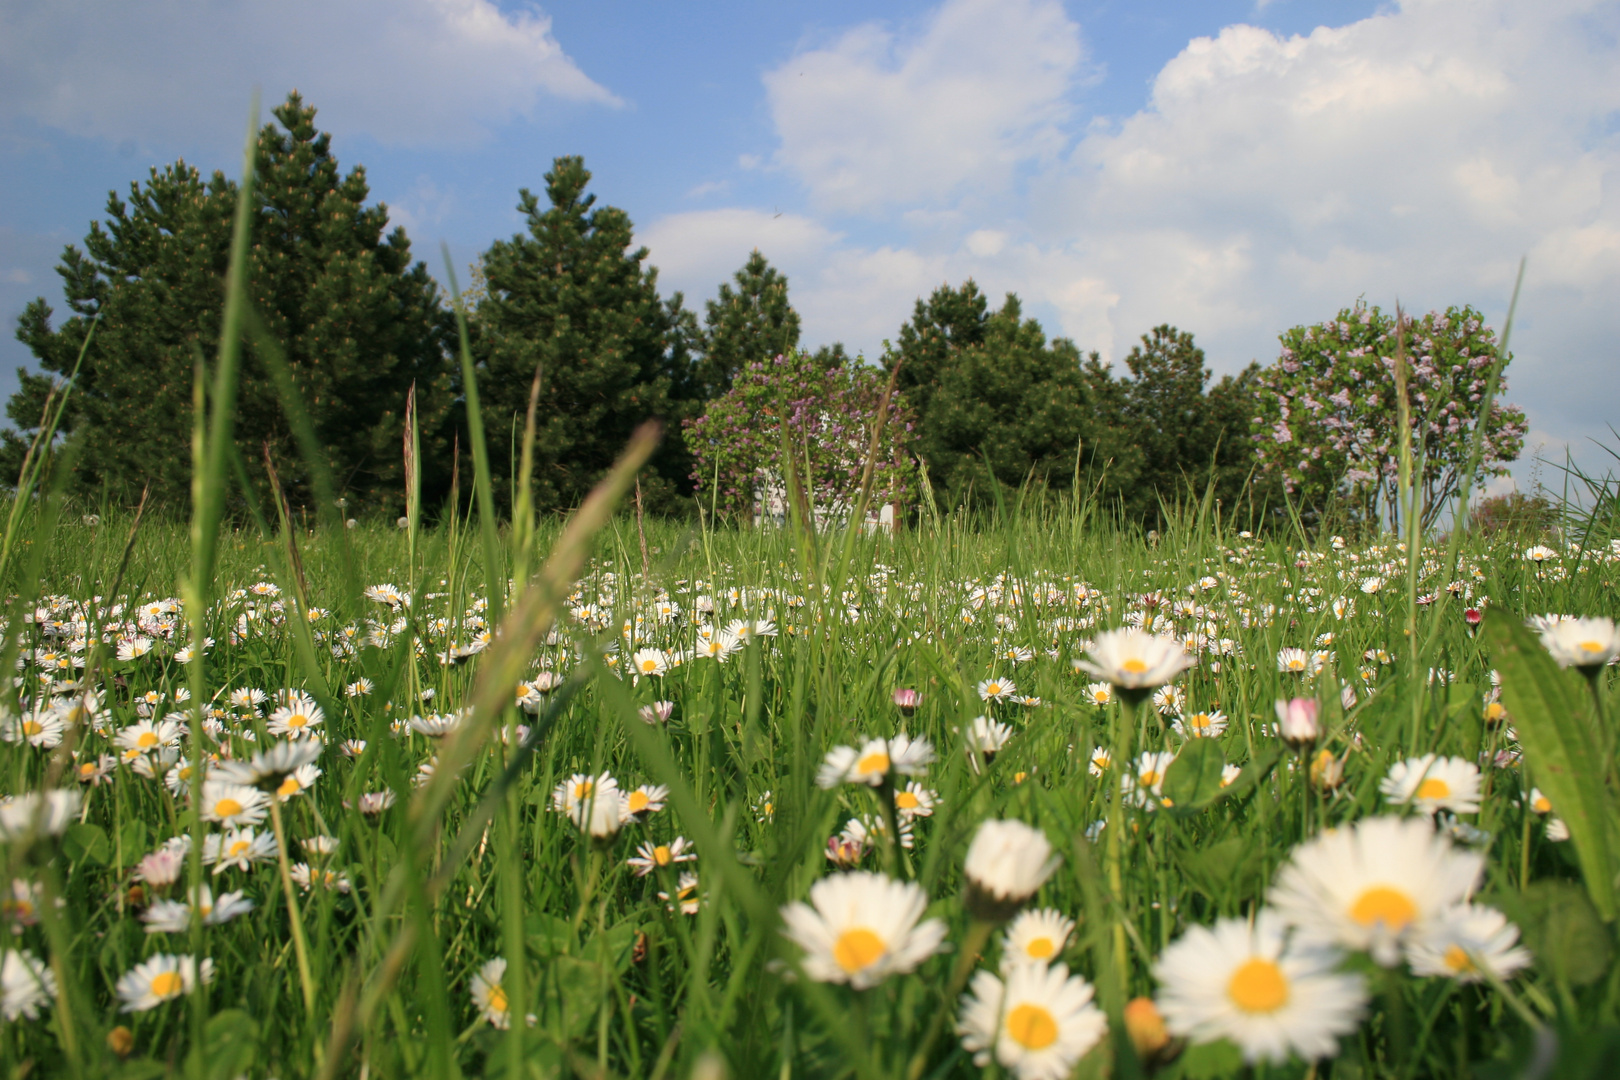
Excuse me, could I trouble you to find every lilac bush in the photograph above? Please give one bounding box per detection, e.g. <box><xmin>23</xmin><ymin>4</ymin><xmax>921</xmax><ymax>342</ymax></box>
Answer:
<box><xmin>1251</xmin><ymin>302</ymin><xmax>1527</xmax><ymax>528</ymax></box>
<box><xmin>685</xmin><ymin>351</ymin><xmax>917</xmax><ymax>523</ymax></box>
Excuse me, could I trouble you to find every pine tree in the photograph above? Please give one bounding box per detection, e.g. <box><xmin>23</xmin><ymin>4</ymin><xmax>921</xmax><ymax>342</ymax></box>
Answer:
<box><xmin>5</xmin><ymin>93</ymin><xmax>452</xmax><ymax>511</ymax></box>
<box><xmin>889</xmin><ymin>282</ymin><xmax>1117</xmax><ymax>507</ymax></box>
<box><xmin>697</xmin><ymin>250</ymin><xmax>800</xmax><ymax>396</ymax></box>
<box><xmin>471</xmin><ymin>157</ymin><xmax>697</xmax><ymax>513</ymax></box>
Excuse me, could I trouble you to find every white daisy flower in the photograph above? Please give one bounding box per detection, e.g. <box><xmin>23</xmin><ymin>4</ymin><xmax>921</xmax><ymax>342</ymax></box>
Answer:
<box><xmin>1378</xmin><ymin>755</ymin><xmax>1481</xmax><ymax>816</ymax></box>
<box><xmin>1154</xmin><ymin>910</ymin><xmax>1365</xmax><ymax>1065</ymax></box>
<box><xmin>780</xmin><ymin>871</ymin><xmax>946</xmax><ymax>988</ymax></box>
<box><xmin>957</xmin><ymin>961</ymin><xmax>1108</xmax><ymax>1080</ymax></box>
<box><xmin>966</xmin><ymin>717</ymin><xmax>1014</xmax><ymax>767</ymax></box>
<box><xmin>202</xmin><ymin>827</ymin><xmax>278</xmax><ymax>873</ymax></box>
<box><xmin>1175</xmin><ymin>710</ymin><xmax>1227</xmax><ymax>738</ymax></box>
<box><xmin>894</xmin><ymin>781</ymin><xmax>938</xmax><ymax>820</ymax></box>
<box><xmin>620</xmin><ymin>784</ymin><xmax>669</xmax><ymax>821</ymax></box>
<box><xmin>816</xmin><ymin>734</ymin><xmax>934</xmax><ymax>788</ymax></box>
<box><xmin>978</xmin><ymin>677</ymin><xmax>1018</xmax><ymax>703</ymax></box>
<box><xmin>1269</xmin><ymin>816</ymin><xmax>1484</xmax><ymax>966</ymax></box>
<box><xmin>1276</xmin><ymin>648</ymin><xmax>1311</xmax><ymax>675</ymax></box>
<box><xmin>471</xmin><ymin>957</ymin><xmax>513</xmax><ymax>1028</ymax></box>
<box><xmin>1002</xmin><ymin>908</ymin><xmax>1076</xmax><ymax>969</ymax></box>
<box><xmin>630</xmin><ymin>648</ymin><xmax>670</xmax><ymax>678</ymax></box>
<box><xmin>964</xmin><ymin>819</ymin><xmax>1061</xmax><ymax>919</ymax></box>
<box><xmin>141</xmin><ymin>886</ymin><xmax>254</xmax><ymax>932</ymax></box>
<box><xmin>1087</xmin><ymin>748</ymin><xmax>1112</xmax><ymax>777</ymax></box>
<box><xmin>1081</xmin><ymin>682</ymin><xmax>1114</xmax><ymax>708</ymax></box>
<box><xmin>626</xmin><ymin>837</ymin><xmax>696</xmax><ymax>876</ymax></box>
<box><xmin>199</xmin><ymin>781</ymin><xmax>269</xmax><ymax>827</ymax></box>
<box><xmin>0</xmin><ymin>949</ymin><xmax>55</xmax><ymax>1020</ymax></box>
<box><xmin>1406</xmin><ymin>904</ymin><xmax>1532</xmax><ymax>983</ymax></box>
<box><xmin>1152</xmin><ymin>685</ymin><xmax>1186</xmax><ymax>716</ymax></box>
<box><xmin>1537</xmin><ymin>616</ymin><xmax>1620</xmax><ymax>671</ymax></box>
<box><xmin>1124</xmin><ymin>751</ymin><xmax>1176</xmax><ymax>808</ymax></box>
<box><xmin>115</xmin><ymin>954</ymin><xmax>214</xmax><ymax>1011</ymax></box>
<box><xmin>0</xmin><ymin>790</ymin><xmax>81</xmax><ymax>842</ymax></box>
<box><xmin>266</xmin><ymin>697</ymin><xmax>324</xmax><ymax>738</ymax></box>
<box><xmin>1074</xmin><ymin>629</ymin><xmax>1195</xmax><ymax>691</ymax></box>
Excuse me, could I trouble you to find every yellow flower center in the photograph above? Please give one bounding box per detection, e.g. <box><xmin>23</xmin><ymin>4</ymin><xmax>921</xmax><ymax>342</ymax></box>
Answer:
<box><xmin>1532</xmin><ymin>795</ymin><xmax>1552</xmax><ymax>813</ymax></box>
<box><xmin>856</xmin><ymin>752</ymin><xmax>890</xmax><ymax>776</ymax></box>
<box><xmin>1139</xmin><ymin>771</ymin><xmax>1160</xmax><ymax>787</ymax></box>
<box><xmin>137</xmin><ymin>732</ymin><xmax>159</xmax><ymax>749</ymax></box>
<box><xmin>150</xmin><ymin>971</ymin><xmax>185</xmax><ymax>998</ymax></box>
<box><xmin>488</xmin><ymin>985</ymin><xmax>509</xmax><ymax>1014</ymax></box>
<box><xmin>1415</xmin><ymin>778</ymin><xmax>1451</xmax><ymax>800</ymax></box>
<box><xmin>653</xmin><ymin>845</ymin><xmax>672</xmax><ymax>866</ymax></box>
<box><xmin>895</xmin><ymin>791</ymin><xmax>919</xmax><ymax>810</ymax></box>
<box><xmin>1579</xmin><ymin>640</ymin><xmax>1603</xmax><ymax>654</ymax></box>
<box><xmin>1005</xmin><ymin>1003</ymin><xmax>1060</xmax><ymax>1050</ymax></box>
<box><xmin>627</xmin><ymin>791</ymin><xmax>650</xmax><ymax>814</ymax></box>
<box><xmin>21</xmin><ymin>720</ymin><xmax>42</xmax><ymax>736</ymax></box>
<box><xmin>987</xmin><ymin>683</ymin><xmax>1003</xmax><ymax>695</ymax></box>
<box><xmin>1122</xmin><ymin>659</ymin><xmax>1148</xmax><ymax>674</ymax></box>
<box><xmin>1227</xmin><ymin>958</ymin><xmax>1290</xmax><ymax>1013</ymax></box>
<box><xmin>286</xmin><ymin>714</ymin><xmax>308</xmax><ymax>728</ymax></box>
<box><xmin>215</xmin><ymin>798</ymin><xmax>243</xmax><ymax>818</ymax></box>
<box><xmin>79</xmin><ymin>763</ymin><xmax>96</xmax><ymax>776</ymax></box>
<box><xmin>1439</xmin><ymin>944</ymin><xmax>1476</xmax><ymax>974</ymax></box>
<box><xmin>1024</xmin><ymin>936</ymin><xmax>1055</xmax><ymax>960</ymax></box>
<box><xmin>228</xmin><ymin>841</ymin><xmax>249</xmax><ymax>858</ymax></box>
<box><xmin>1189</xmin><ymin>714</ymin><xmax>1210</xmax><ymax>729</ymax></box>
<box><xmin>641</xmin><ymin>660</ymin><xmax>658</xmax><ymax>672</ymax></box>
<box><xmin>832</xmin><ymin>928</ymin><xmax>887</xmax><ymax>973</ymax></box>
<box><xmin>573</xmin><ymin>781</ymin><xmax>593</xmax><ymax>799</ymax></box>
<box><xmin>1349</xmin><ymin>885</ymin><xmax>1417</xmax><ymax>931</ymax></box>
<box><xmin>277</xmin><ymin>776</ymin><xmax>301</xmax><ymax>798</ymax></box>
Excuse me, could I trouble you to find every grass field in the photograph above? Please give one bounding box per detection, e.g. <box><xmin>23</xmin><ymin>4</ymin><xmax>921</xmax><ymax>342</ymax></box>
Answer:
<box><xmin>1</xmin><ymin>490</ymin><xmax>1618</xmax><ymax>1079</ymax></box>
<box><xmin>2</xmin><ymin>135</ymin><xmax>1617</xmax><ymax>1080</ymax></box>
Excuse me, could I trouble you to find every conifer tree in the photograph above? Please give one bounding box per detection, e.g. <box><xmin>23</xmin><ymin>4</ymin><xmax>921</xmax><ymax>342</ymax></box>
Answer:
<box><xmin>697</xmin><ymin>250</ymin><xmax>800</xmax><ymax>396</ymax></box>
<box><xmin>889</xmin><ymin>282</ymin><xmax>1119</xmax><ymax>507</ymax></box>
<box><xmin>5</xmin><ymin>93</ymin><xmax>452</xmax><ymax>511</ymax></box>
<box><xmin>471</xmin><ymin>157</ymin><xmax>697</xmax><ymax>513</ymax></box>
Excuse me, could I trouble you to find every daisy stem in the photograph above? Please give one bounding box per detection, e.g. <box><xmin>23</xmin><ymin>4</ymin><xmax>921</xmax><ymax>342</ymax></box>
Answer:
<box><xmin>877</xmin><ymin>774</ymin><xmax>907</xmax><ymax>881</ymax></box>
<box><xmin>904</xmin><ymin>917</ymin><xmax>993</xmax><ymax>1080</ymax></box>
<box><xmin>1110</xmin><ymin>695</ymin><xmax>1139</xmax><ymax>993</ymax></box>
<box><xmin>269</xmin><ymin>797</ymin><xmax>317</xmax><ymax>1019</ymax></box>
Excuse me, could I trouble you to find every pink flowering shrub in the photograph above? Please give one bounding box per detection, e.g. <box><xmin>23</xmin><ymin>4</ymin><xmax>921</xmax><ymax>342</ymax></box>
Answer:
<box><xmin>1251</xmin><ymin>302</ymin><xmax>1526</xmax><ymax>528</ymax></box>
<box><xmin>685</xmin><ymin>351</ymin><xmax>917</xmax><ymax>522</ymax></box>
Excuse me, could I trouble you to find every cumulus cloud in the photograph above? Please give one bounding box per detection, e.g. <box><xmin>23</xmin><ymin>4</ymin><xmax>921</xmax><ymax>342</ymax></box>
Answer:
<box><xmin>667</xmin><ymin>0</ymin><xmax>1618</xmax><ymax>472</ymax></box>
<box><xmin>762</xmin><ymin>0</ymin><xmax>1087</xmax><ymax>214</ymax></box>
<box><xmin>0</xmin><ymin>0</ymin><xmax>620</xmax><ymax>150</ymax></box>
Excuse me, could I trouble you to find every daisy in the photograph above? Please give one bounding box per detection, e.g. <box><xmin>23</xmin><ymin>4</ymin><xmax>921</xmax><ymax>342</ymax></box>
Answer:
<box><xmin>1</xmin><ymin>879</ymin><xmax>44</xmax><ymax>932</ymax></box>
<box><xmin>630</xmin><ymin>648</ymin><xmax>670</xmax><ymax>678</ymax></box>
<box><xmin>978</xmin><ymin>677</ymin><xmax>1017</xmax><ymax>703</ymax></box>
<box><xmin>1154</xmin><ymin>911</ymin><xmax>1365</xmax><ymax>1065</ymax></box>
<box><xmin>638</xmin><ymin>700</ymin><xmax>675</xmax><ymax>724</ymax></box>
<box><xmin>841</xmin><ymin>814</ymin><xmax>915</xmax><ymax>852</ymax></box>
<box><xmin>1379</xmin><ymin>755</ymin><xmax>1481</xmax><ymax>815</ymax></box>
<box><xmin>1526</xmin><ymin>787</ymin><xmax>1553</xmax><ymax>815</ymax></box>
<box><xmin>302</xmin><ymin>835</ymin><xmax>340</xmax><ymax>858</ymax></box>
<box><xmin>963</xmin><ymin>819</ymin><xmax>1061</xmax><ymax>919</ymax></box>
<box><xmin>115</xmin><ymin>719</ymin><xmax>183</xmax><ymax>756</ymax></box>
<box><xmin>229</xmin><ymin>688</ymin><xmax>267</xmax><ymax>712</ymax></box>
<box><xmin>408</xmin><ymin>713</ymin><xmax>462</xmax><ymax>738</ymax></box>
<box><xmin>141</xmin><ymin>886</ymin><xmax>254</xmax><ymax>932</ymax></box>
<box><xmin>272</xmin><ymin>763</ymin><xmax>322</xmax><ymax>801</ymax></box>
<box><xmin>0</xmin><ymin>790</ymin><xmax>80</xmax><ymax>842</ymax></box>
<box><xmin>346</xmin><ymin>678</ymin><xmax>374</xmax><ymax>698</ymax></box>
<box><xmin>470</xmin><ymin>957</ymin><xmax>513</xmax><ymax>1028</ymax></box>
<box><xmin>551</xmin><ymin>773</ymin><xmax>622</xmax><ymax>838</ymax></box>
<box><xmin>1081</xmin><ymin>682</ymin><xmax>1114</xmax><ymax>708</ymax></box>
<box><xmin>1269</xmin><ymin>816</ymin><xmax>1484</xmax><ymax>965</ymax></box>
<box><xmin>134</xmin><ymin>846</ymin><xmax>187</xmax><ymax>888</ymax></box>
<box><xmin>1074</xmin><ymin>629</ymin><xmax>1196</xmax><ymax>691</ymax></box>
<box><xmin>1276</xmin><ymin>648</ymin><xmax>1311</xmax><ymax>675</ymax></box>
<box><xmin>816</xmin><ymin>734</ymin><xmax>934</xmax><ymax>788</ymax></box>
<box><xmin>289</xmin><ymin>864</ymin><xmax>352</xmax><ymax>893</ymax></box>
<box><xmin>658</xmin><ymin>870</ymin><xmax>702</xmax><ymax>915</ymax></box>
<box><xmin>1124</xmin><ymin>752</ymin><xmax>1176</xmax><ymax>808</ymax></box>
<box><xmin>1538</xmin><ymin>616</ymin><xmax>1620</xmax><ymax>671</ymax></box>
<box><xmin>957</xmin><ymin>962</ymin><xmax>1108</xmax><ymax>1080</ymax></box>
<box><xmin>199</xmin><ymin>781</ymin><xmax>269</xmax><ymax>827</ymax></box>
<box><xmin>966</xmin><ymin>716</ymin><xmax>1014</xmax><ymax>767</ymax></box>
<box><xmin>627</xmin><ymin>837</ymin><xmax>697</xmax><ymax>876</ymax></box>
<box><xmin>203</xmin><ymin>827</ymin><xmax>277</xmax><ymax>873</ymax></box>
<box><xmin>1087</xmin><ymin>748</ymin><xmax>1112</xmax><ymax>777</ymax></box>
<box><xmin>0</xmin><ymin>949</ymin><xmax>55</xmax><ymax>1020</ymax></box>
<box><xmin>1175</xmin><ymin>710</ymin><xmax>1228</xmax><ymax>739</ymax></box>
<box><xmin>267</xmin><ymin>697</ymin><xmax>324</xmax><ymax>738</ymax></box>
<box><xmin>780</xmin><ymin>871</ymin><xmax>946</xmax><ymax>988</ymax></box>
<box><xmin>1407</xmin><ymin>904</ymin><xmax>1533</xmax><ymax>983</ymax></box>
<box><xmin>1274</xmin><ymin>698</ymin><xmax>1320</xmax><ymax>746</ymax></box>
<box><xmin>620</xmin><ymin>784</ymin><xmax>669</xmax><ymax>821</ymax></box>
<box><xmin>217</xmin><ymin>740</ymin><xmax>322</xmax><ymax>791</ymax></box>
<box><xmin>116</xmin><ymin>637</ymin><xmax>155</xmax><ymax>662</ymax></box>
<box><xmin>115</xmin><ymin>955</ymin><xmax>214</xmax><ymax>1012</ymax></box>
<box><xmin>1152</xmin><ymin>685</ymin><xmax>1186</xmax><ymax>716</ymax></box>
<box><xmin>1002</xmin><ymin>908</ymin><xmax>1076</xmax><ymax>969</ymax></box>
<box><xmin>894</xmin><ymin>782</ymin><xmax>938</xmax><ymax>820</ymax></box>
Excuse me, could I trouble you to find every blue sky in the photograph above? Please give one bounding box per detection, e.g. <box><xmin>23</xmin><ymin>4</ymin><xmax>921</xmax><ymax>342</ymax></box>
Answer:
<box><xmin>2</xmin><ymin>0</ymin><xmax>1617</xmax><ymax>489</ymax></box>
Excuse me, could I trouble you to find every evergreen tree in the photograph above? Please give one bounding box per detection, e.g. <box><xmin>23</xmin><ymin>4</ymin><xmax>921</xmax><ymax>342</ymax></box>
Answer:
<box><xmin>1116</xmin><ymin>326</ymin><xmax>1261</xmax><ymax>524</ymax></box>
<box><xmin>471</xmin><ymin>157</ymin><xmax>697</xmax><ymax>513</ymax></box>
<box><xmin>6</xmin><ymin>93</ymin><xmax>452</xmax><ymax>511</ymax></box>
<box><xmin>697</xmin><ymin>250</ymin><xmax>800</xmax><ymax>396</ymax></box>
<box><xmin>889</xmin><ymin>282</ymin><xmax>1116</xmax><ymax>507</ymax></box>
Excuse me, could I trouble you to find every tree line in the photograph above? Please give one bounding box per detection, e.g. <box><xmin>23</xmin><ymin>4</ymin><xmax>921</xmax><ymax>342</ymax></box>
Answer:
<box><xmin>7</xmin><ymin>94</ymin><xmax>1523</xmax><ymax>530</ymax></box>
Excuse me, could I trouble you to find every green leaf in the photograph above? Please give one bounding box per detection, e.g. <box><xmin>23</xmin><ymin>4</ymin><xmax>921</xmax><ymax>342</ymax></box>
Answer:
<box><xmin>1164</xmin><ymin>738</ymin><xmax>1225</xmax><ymax>813</ymax></box>
<box><xmin>187</xmin><ymin>1009</ymin><xmax>258</xmax><ymax>1080</ymax></box>
<box><xmin>63</xmin><ymin>822</ymin><xmax>108</xmax><ymax>866</ymax></box>
<box><xmin>1172</xmin><ymin>1039</ymin><xmax>1245</xmax><ymax>1080</ymax></box>
<box><xmin>1506</xmin><ymin>880</ymin><xmax>1614</xmax><ymax>988</ymax></box>
<box><xmin>1175</xmin><ymin>837</ymin><xmax>1265</xmax><ymax>901</ymax></box>
<box><xmin>1481</xmin><ymin>611</ymin><xmax>1615</xmax><ymax>919</ymax></box>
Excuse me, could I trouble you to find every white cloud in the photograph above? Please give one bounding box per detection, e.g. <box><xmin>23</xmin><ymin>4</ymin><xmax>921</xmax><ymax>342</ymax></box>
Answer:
<box><xmin>700</xmin><ymin>0</ymin><xmax>1620</xmax><ymax>477</ymax></box>
<box><xmin>0</xmin><ymin>0</ymin><xmax>619</xmax><ymax>150</ymax></box>
<box><xmin>762</xmin><ymin>0</ymin><xmax>1087</xmax><ymax>214</ymax></box>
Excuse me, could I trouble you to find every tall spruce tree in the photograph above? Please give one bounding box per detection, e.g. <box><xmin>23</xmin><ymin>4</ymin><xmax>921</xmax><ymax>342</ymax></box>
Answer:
<box><xmin>889</xmin><ymin>282</ymin><xmax>1119</xmax><ymax>507</ymax></box>
<box><xmin>471</xmin><ymin>157</ymin><xmax>697</xmax><ymax>513</ymax></box>
<box><xmin>697</xmin><ymin>250</ymin><xmax>800</xmax><ymax>396</ymax></box>
<box><xmin>6</xmin><ymin>93</ymin><xmax>452</xmax><ymax>510</ymax></box>
<box><xmin>1116</xmin><ymin>325</ymin><xmax>1264</xmax><ymax>525</ymax></box>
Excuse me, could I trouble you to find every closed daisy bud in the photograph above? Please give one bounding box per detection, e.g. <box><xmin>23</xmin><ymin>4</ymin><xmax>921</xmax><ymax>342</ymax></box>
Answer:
<box><xmin>1274</xmin><ymin>698</ymin><xmax>1320</xmax><ymax>748</ymax></box>
<box><xmin>1124</xmin><ymin>996</ymin><xmax>1172</xmax><ymax>1062</ymax></box>
<box><xmin>963</xmin><ymin>820</ymin><xmax>1061</xmax><ymax>922</ymax></box>
<box><xmin>1309</xmin><ymin>749</ymin><xmax>1345</xmax><ymax>791</ymax></box>
<box><xmin>107</xmin><ymin>1025</ymin><xmax>135</xmax><ymax>1058</ymax></box>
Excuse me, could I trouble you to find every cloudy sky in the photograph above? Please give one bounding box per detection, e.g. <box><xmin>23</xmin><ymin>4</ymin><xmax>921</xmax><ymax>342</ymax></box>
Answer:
<box><xmin>2</xmin><ymin>0</ymin><xmax>1616</xmax><ymax>487</ymax></box>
